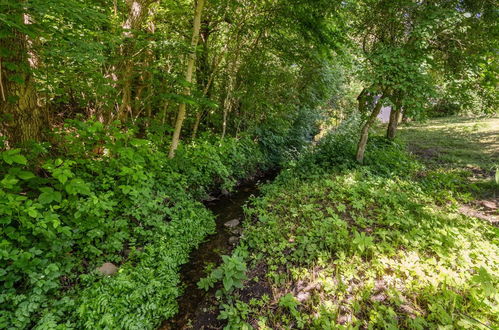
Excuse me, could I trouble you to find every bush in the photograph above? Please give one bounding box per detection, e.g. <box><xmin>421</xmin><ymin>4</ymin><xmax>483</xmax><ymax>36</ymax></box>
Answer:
<box><xmin>0</xmin><ymin>120</ymin><xmax>274</xmax><ymax>329</ymax></box>
<box><xmin>282</xmin><ymin>115</ymin><xmax>419</xmax><ymax>180</ymax></box>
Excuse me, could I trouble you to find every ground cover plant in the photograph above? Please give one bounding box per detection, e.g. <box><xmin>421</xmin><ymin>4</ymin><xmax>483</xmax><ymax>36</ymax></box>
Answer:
<box><xmin>0</xmin><ymin>120</ymin><xmax>287</xmax><ymax>328</ymax></box>
<box><xmin>203</xmin><ymin>117</ymin><xmax>498</xmax><ymax>329</ymax></box>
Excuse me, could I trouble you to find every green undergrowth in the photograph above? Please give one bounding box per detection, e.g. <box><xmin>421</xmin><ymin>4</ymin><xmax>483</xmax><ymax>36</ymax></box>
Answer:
<box><xmin>203</xmin><ymin>121</ymin><xmax>499</xmax><ymax>329</ymax></box>
<box><xmin>0</xmin><ymin>119</ymin><xmax>304</xmax><ymax>329</ymax></box>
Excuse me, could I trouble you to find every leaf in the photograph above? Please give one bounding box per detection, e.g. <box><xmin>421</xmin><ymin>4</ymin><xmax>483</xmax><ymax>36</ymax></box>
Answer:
<box><xmin>27</xmin><ymin>209</ymin><xmax>38</xmax><ymax>218</ymax></box>
<box><xmin>17</xmin><ymin>171</ymin><xmax>35</xmax><ymax>180</ymax></box>
<box><xmin>2</xmin><ymin>149</ymin><xmax>27</xmax><ymax>165</ymax></box>
<box><xmin>223</xmin><ymin>277</ymin><xmax>234</xmax><ymax>291</ymax></box>
<box><xmin>1</xmin><ymin>174</ymin><xmax>19</xmax><ymax>189</ymax></box>
<box><xmin>130</xmin><ymin>138</ymin><xmax>149</xmax><ymax>147</ymax></box>
<box><xmin>11</xmin><ymin>154</ymin><xmax>27</xmax><ymax>165</ymax></box>
<box><xmin>38</xmin><ymin>187</ymin><xmax>62</xmax><ymax>204</ymax></box>
<box><xmin>212</xmin><ymin>268</ymin><xmax>223</xmax><ymax>280</ymax></box>
<box><xmin>197</xmin><ymin>277</ymin><xmax>213</xmax><ymax>291</ymax></box>
<box><xmin>65</xmin><ymin>178</ymin><xmax>91</xmax><ymax>195</ymax></box>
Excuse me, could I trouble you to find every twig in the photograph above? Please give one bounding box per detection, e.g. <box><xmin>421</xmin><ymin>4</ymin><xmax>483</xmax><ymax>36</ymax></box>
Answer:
<box><xmin>0</xmin><ymin>58</ymin><xmax>6</xmax><ymax>101</ymax></box>
<box><xmin>458</xmin><ymin>311</ymin><xmax>493</xmax><ymax>329</ymax></box>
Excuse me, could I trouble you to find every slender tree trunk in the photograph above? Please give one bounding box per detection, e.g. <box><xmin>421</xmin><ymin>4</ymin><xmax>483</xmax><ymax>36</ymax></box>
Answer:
<box><xmin>169</xmin><ymin>0</ymin><xmax>205</xmax><ymax>158</ymax></box>
<box><xmin>0</xmin><ymin>12</ymin><xmax>45</xmax><ymax>145</ymax></box>
<box><xmin>191</xmin><ymin>112</ymin><xmax>202</xmax><ymax>140</ymax></box>
<box><xmin>221</xmin><ymin>95</ymin><xmax>231</xmax><ymax>140</ymax></box>
<box><xmin>221</xmin><ymin>54</ymin><xmax>238</xmax><ymax>140</ymax></box>
<box><xmin>191</xmin><ymin>23</ymin><xmax>221</xmax><ymax>140</ymax></box>
<box><xmin>387</xmin><ymin>100</ymin><xmax>401</xmax><ymax>140</ymax></box>
<box><xmin>119</xmin><ymin>63</ymin><xmax>134</xmax><ymax>120</ymax></box>
<box><xmin>191</xmin><ymin>75</ymin><xmax>213</xmax><ymax>139</ymax></box>
<box><xmin>117</xmin><ymin>0</ymin><xmax>155</xmax><ymax>121</ymax></box>
<box><xmin>356</xmin><ymin>94</ymin><xmax>385</xmax><ymax>163</ymax></box>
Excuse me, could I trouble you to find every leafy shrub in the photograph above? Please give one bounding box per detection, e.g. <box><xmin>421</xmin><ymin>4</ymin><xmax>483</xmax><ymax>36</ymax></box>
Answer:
<box><xmin>429</xmin><ymin>100</ymin><xmax>460</xmax><ymax>117</ymax></box>
<box><xmin>254</xmin><ymin>107</ymin><xmax>320</xmax><ymax>166</ymax></box>
<box><xmin>0</xmin><ymin>120</ymin><xmax>275</xmax><ymax>329</ymax></box>
<box><xmin>286</xmin><ymin>115</ymin><xmax>420</xmax><ymax>179</ymax></box>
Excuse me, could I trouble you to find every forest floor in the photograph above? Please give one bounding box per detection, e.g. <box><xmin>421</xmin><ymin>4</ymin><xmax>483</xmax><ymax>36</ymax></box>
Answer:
<box><xmin>198</xmin><ymin>116</ymin><xmax>498</xmax><ymax>329</ymax></box>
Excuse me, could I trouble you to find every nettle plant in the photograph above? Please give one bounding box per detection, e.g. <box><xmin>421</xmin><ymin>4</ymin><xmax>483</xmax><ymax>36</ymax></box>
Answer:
<box><xmin>198</xmin><ymin>254</ymin><xmax>247</xmax><ymax>297</ymax></box>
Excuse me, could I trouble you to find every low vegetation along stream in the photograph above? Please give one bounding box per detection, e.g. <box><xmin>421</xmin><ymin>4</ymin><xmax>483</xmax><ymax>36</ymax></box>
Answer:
<box><xmin>162</xmin><ymin>174</ymin><xmax>276</xmax><ymax>329</ymax></box>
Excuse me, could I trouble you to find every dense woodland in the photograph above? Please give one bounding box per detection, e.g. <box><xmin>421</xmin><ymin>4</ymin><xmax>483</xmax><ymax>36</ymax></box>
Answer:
<box><xmin>0</xmin><ymin>0</ymin><xmax>498</xmax><ymax>329</ymax></box>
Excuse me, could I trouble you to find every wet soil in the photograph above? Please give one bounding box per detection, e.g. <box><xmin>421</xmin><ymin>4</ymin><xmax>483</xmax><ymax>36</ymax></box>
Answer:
<box><xmin>160</xmin><ymin>174</ymin><xmax>275</xmax><ymax>329</ymax></box>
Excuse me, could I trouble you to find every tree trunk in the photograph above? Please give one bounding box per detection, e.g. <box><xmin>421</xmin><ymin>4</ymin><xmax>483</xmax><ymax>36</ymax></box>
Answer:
<box><xmin>386</xmin><ymin>93</ymin><xmax>402</xmax><ymax>140</ymax></box>
<box><xmin>117</xmin><ymin>0</ymin><xmax>155</xmax><ymax>121</ymax></box>
<box><xmin>221</xmin><ymin>50</ymin><xmax>239</xmax><ymax>140</ymax></box>
<box><xmin>191</xmin><ymin>22</ymin><xmax>217</xmax><ymax>140</ymax></box>
<box><xmin>386</xmin><ymin>105</ymin><xmax>401</xmax><ymax>140</ymax></box>
<box><xmin>119</xmin><ymin>62</ymin><xmax>134</xmax><ymax>121</ymax></box>
<box><xmin>169</xmin><ymin>0</ymin><xmax>205</xmax><ymax>158</ymax></box>
<box><xmin>191</xmin><ymin>112</ymin><xmax>202</xmax><ymax>140</ymax></box>
<box><xmin>0</xmin><ymin>12</ymin><xmax>45</xmax><ymax>145</ymax></box>
<box><xmin>356</xmin><ymin>94</ymin><xmax>385</xmax><ymax>163</ymax></box>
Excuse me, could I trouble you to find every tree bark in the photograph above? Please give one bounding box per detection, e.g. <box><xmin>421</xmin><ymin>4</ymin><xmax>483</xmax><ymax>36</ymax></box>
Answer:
<box><xmin>356</xmin><ymin>93</ymin><xmax>385</xmax><ymax>163</ymax></box>
<box><xmin>117</xmin><ymin>0</ymin><xmax>155</xmax><ymax>121</ymax></box>
<box><xmin>221</xmin><ymin>47</ymin><xmax>239</xmax><ymax>140</ymax></box>
<box><xmin>191</xmin><ymin>71</ymin><xmax>214</xmax><ymax>139</ymax></box>
<box><xmin>0</xmin><ymin>12</ymin><xmax>45</xmax><ymax>145</ymax></box>
<box><xmin>386</xmin><ymin>100</ymin><xmax>401</xmax><ymax>140</ymax></box>
<box><xmin>169</xmin><ymin>0</ymin><xmax>205</xmax><ymax>158</ymax></box>
<box><xmin>191</xmin><ymin>21</ymin><xmax>217</xmax><ymax>140</ymax></box>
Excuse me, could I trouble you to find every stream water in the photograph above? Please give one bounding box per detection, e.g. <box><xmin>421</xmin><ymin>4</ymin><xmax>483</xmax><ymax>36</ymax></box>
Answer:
<box><xmin>160</xmin><ymin>174</ymin><xmax>274</xmax><ymax>329</ymax></box>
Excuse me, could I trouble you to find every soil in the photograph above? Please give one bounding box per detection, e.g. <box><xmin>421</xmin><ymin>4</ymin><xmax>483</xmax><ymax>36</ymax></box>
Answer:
<box><xmin>459</xmin><ymin>198</ymin><xmax>498</xmax><ymax>226</ymax></box>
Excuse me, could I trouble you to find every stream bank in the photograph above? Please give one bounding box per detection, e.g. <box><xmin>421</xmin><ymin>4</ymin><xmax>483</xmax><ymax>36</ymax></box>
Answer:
<box><xmin>160</xmin><ymin>173</ymin><xmax>276</xmax><ymax>329</ymax></box>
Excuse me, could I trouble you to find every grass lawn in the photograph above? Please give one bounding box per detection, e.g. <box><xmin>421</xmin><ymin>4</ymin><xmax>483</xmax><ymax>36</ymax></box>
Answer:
<box><xmin>201</xmin><ymin>117</ymin><xmax>499</xmax><ymax>329</ymax></box>
<box><xmin>398</xmin><ymin>116</ymin><xmax>498</xmax><ymax>172</ymax></box>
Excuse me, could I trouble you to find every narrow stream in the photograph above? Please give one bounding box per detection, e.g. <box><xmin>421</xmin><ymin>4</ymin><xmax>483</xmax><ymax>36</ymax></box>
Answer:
<box><xmin>160</xmin><ymin>174</ymin><xmax>274</xmax><ymax>329</ymax></box>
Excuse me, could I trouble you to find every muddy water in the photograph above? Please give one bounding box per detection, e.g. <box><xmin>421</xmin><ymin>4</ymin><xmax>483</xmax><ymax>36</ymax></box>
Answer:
<box><xmin>160</xmin><ymin>175</ymin><xmax>274</xmax><ymax>329</ymax></box>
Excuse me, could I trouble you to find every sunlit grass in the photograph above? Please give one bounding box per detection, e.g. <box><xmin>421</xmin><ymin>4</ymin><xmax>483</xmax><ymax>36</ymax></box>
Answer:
<box><xmin>398</xmin><ymin>116</ymin><xmax>498</xmax><ymax>171</ymax></box>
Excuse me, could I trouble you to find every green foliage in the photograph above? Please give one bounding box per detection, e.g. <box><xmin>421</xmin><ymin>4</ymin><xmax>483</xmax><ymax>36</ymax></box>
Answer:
<box><xmin>218</xmin><ymin>301</ymin><xmax>252</xmax><ymax>330</ymax></box>
<box><xmin>209</xmin><ymin>121</ymin><xmax>498</xmax><ymax>329</ymax></box>
<box><xmin>0</xmin><ymin>120</ymin><xmax>272</xmax><ymax>329</ymax></box>
<box><xmin>1</xmin><ymin>0</ymin><xmax>497</xmax><ymax>327</ymax></box>
<box><xmin>198</xmin><ymin>255</ymin><xmax>247</xmax><ymax>296</ymax></box>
